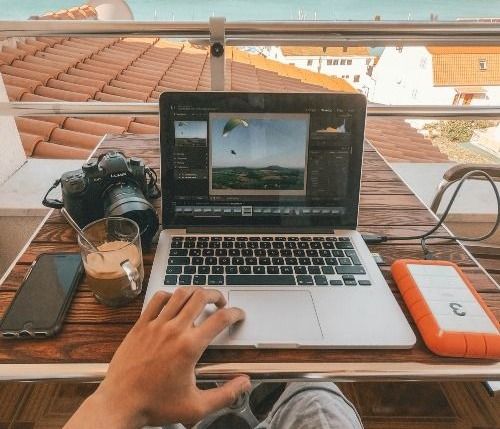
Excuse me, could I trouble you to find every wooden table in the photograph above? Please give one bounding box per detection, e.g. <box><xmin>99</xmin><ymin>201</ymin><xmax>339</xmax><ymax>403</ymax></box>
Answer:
<box><xmin>1</xmin><ymin>134</ymin><xmax>499</xmax><ymax>382</ymax></box>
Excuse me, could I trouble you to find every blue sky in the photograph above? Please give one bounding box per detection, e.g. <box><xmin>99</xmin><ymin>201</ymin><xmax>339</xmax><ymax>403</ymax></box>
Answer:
<box><xmin>174</xmin><ymin>121</ymin><xmax>207</xmax><ymax>139</ymax></box>
<box><xmin>211</xmin><ymin>116</ymin><xmax>308</xmax><ymax>169</ymax></box>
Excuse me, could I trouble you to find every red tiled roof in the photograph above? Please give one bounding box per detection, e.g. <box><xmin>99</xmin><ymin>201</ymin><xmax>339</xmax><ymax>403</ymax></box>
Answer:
<box><xmin>365</xmin><ymin>117</ymin><xmax>448</xmax><ymax>163</ymax></box>
<box><xmin>1</xmin><ymin>35</ymin><xmax>360</xmax><ymax>159</ymax></box>
<box><xmin>0</xmin><ymin>5</ymin><xmax>447</xmax><ymax>163</ymax></box>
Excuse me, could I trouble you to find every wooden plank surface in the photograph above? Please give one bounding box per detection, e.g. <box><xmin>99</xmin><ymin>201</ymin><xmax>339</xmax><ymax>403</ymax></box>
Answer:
<box><xmin>0</xmin><ymin>134</ymin><xmax>498</xmax><ymax>374</ymax></box>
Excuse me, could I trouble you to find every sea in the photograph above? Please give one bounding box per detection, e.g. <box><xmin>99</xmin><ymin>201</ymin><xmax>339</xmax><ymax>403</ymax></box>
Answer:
<box><xmin>0</xmin><ymin>0</ymin><xmax>499</xmax><ymax>21</ymax></box>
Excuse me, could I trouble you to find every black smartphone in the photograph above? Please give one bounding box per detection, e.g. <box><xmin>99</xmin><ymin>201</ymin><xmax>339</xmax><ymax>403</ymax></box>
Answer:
<box><xmin>0</xmin><ymin>253</ymin><xmax>83</xmax><ymax>339</ymax></box>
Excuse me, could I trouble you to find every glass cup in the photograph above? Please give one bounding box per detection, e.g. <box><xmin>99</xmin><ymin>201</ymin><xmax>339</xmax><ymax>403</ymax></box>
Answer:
<box><xmin>79</xmin><ymin>217</ymin><xmax>144</xmax><ymax>307</ymax></box>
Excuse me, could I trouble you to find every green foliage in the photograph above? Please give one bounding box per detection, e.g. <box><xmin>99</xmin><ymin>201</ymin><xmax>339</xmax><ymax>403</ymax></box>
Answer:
<box><xmin>424</xmin><ymin>120</ymin><xmax>495</xmax><ymax>143</ymax></box>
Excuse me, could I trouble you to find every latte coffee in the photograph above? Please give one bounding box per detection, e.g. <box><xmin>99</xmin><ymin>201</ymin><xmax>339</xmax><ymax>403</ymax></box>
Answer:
<box><xmin>84</xmin><ymin>240</ymin><xmax>143</xmax><ymax>306</ymax></box>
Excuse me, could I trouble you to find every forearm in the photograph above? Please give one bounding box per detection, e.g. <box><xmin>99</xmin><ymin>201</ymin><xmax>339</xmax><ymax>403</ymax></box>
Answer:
<box><xmin>64</xmin><ymin>388</ymin><xmax>146</xmax><ymax>429</ymax></box>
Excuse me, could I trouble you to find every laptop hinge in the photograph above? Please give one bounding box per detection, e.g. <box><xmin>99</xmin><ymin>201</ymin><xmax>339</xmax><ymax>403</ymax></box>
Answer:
<box><xmin>185</xmin><ymin>226</ymin><xmax>339</xmax><ymax>234</ymax></box>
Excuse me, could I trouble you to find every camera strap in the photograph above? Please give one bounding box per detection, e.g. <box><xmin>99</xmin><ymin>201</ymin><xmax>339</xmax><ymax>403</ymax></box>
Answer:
<box><xmin>42</xmin><ymin>179</ymin><xmax>64</xmax><ymax>209</ymax></box>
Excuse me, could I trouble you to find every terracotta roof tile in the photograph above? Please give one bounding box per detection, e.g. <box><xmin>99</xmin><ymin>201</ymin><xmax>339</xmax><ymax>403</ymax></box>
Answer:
<box><xmin>133</xmin><ymin>58</ymin><xmax>173</xmax><ymax>71</ymax></box>
<box><xmin>85</xmin><ymin>58</ymin><xmax>127</xmax><ymax>72</ymax></box>
<box><xmin>64</xmin><ymin>118</ymin><xmax>126</xmax><ymax>136</ymax></box>
<box><xmin>19</xmin><ymin>132</ymin><xmax>43</xmax><ymax>156</ymax></box>
<box><xmin>32</xmin><ymin>141</ymin><xmax>89</xmax><ymax>159</ymax></box>
<box><xmin>85</xmin><ymin>116</ymin><xmax>134</xmax><ymax>129</ymax></box>
<box><xmin>50</xmin><ymin>44</ymin><xmax>92</xmax><ymax>57</ymax></box>
<box><xmin>102</xmin><ymin>85</ymin><xmax>150</xmax><ymax>101</ymax></box>
<box><xmin>5</xmin><ymin>84</ymin><xmax>29</xmax><ymax>101</ymax></box>
<box><xmin>50</xmin><ymin>128</ymin><xmax>101</xmax><ymax>150</ymax></box>
<box><xmin>15</xmin><ymin>42</ymin><xmax>40</xmax><ymax>56</ymax></box>
<box><xmin>67</xmin><ymin>67</ymin><xmax>113</xmax><ymax>84</ymax></box>
<box><xmin>46</xmin><ymin>78</ymin><xmax>97</xmax><ymax>98</ymax></box>
<box><xmin>109</xmin><ymin>79</ymin><xmax>155</xmax><ymax>93</ymax></box>
<box><xmin>1</xmin><ymin>74</ymin><xmax>41</xmax><ymax>92</ymax></box>
<box><xmin>91</xmin><ymin>54</ymin><xmax>133</xmax><ymax>67</ymax></box>
<box><xmin>35</xmin><ymin>86</ymin><xmax>91</xmax><ymax>102</ymax></box>
<box><xmin>76</xmin><ymin>62</ymin><xmax>118</xmax><ymax>79</ymax></box>
<box><xmin>135</xmin><ymin>116</ymin><xmax>160</xmax><ymax>127</ymax></box>
<box><xmin>24</xmin><ymin>40</ymin><xmax>50</xmax><ymax>50</ymax></box>
<box><xmin>15</xmin><ymin>117</ymin><xmax>57</xmax><ymax>140</ymax></box>
<box><xmin>36</xmin><ymin>51</ymin><xmax>78</xmax><ymax>66</ymax></box>
<box><xmin>20</xmin><ymin>92</ymin><xmax>56</xmax><ymax>102</ymax></box>
<box><xmin>128</xmin><ymin>121</ymin><xmax>159</xmax><ymax>134</ymax></box>
<box><xmin>36</xmin><ymin>37</ymin><xmax>66</xmax><ymax>47</ymax></box>
<box><xmin>0</xmin><ymin>52</ymin><xmax>18</xmax><ymax>65</ymax></box>
<box><xmin>12</xmin><ymin>59</ymin><xmax>61</xmax><ymax>77</ymax></box>
<box><xmin>118</xmin><ymin>72</ymin><xmax>159</xmax><ymax>87</ymax></box>
<box><xmin>58</xmin><ymin>73</ymin><xmax>106</xmax><ymax>91</ymax></box>
<box><xmin>62</xmin><ymin>40</ymin><xmax>100</xmax><ymax>52</ymax></box>
<box><xmin>94</xmin><ymin>91</ymin><xmax>141</xmax><ymax>102</ymax></box>
<box><xmin>127</xmin><ymin>65</ymin><xmax>165</xmax><ymax>79</ymax></box>
<box><xmin>29</xmin><ymin>115</ymin><xmax>67</xmax><ymax>126</ymax></box>
<box><xmin>44</xmin><ymin>46</ymin><xmax>87</xmax><ymax>61</ymax></box>
<box><xmin>0</xmin><ymin>64</ymin><xmax>52</xmax><ymax>84</ymax></box>
<box><xmin>2</xmin><ymin>47</ymin><xmax>27</xmax><ymax>60</ymax></box>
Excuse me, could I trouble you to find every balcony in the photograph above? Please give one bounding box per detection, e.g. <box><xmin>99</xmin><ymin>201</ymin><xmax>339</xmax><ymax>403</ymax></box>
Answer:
<box><xmin>0</xmin><ymin>4</ymin><xmax>499</xmax><ymax>428</ymax></box>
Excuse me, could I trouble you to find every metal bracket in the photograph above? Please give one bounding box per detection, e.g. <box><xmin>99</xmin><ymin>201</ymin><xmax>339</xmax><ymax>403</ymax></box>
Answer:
<box><xmin>209</xmin><ymin>16</ymin><xmax>226</xmax><ymax>91</ymax></box>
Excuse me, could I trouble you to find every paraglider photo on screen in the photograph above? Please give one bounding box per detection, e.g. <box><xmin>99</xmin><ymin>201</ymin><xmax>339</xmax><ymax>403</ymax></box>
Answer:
<box><xmin>209</xmin><ymin>113</ymin><xmax>309</xmax><ymax>196</ymax></box>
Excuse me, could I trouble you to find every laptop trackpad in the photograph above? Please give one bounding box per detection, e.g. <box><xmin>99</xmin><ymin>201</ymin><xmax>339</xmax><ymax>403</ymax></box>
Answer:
<box><xmin>228</xmin><ymin>290</ymin><xmax>323</xmax><ymax>344</ymax></box>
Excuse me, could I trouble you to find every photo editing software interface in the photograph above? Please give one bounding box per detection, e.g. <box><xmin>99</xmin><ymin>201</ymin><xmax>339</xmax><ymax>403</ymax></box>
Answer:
<box><xmin>165</xmin><ymin>100</ymin><xmax>363</xmax><ymax>227</ymax></box>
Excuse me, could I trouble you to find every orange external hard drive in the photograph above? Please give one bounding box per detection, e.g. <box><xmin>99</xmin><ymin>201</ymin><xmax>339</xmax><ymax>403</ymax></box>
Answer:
<box><xmin>391</xmin><ymin>259</ymin><xmax>500</xmax><ymax>359</ymax></box>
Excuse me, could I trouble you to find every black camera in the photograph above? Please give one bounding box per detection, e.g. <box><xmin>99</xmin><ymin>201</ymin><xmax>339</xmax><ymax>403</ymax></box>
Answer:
<box><xmin>43</xmin><ymin>151</ymin><xmax>160</xmax><ymax>247</ymax></box>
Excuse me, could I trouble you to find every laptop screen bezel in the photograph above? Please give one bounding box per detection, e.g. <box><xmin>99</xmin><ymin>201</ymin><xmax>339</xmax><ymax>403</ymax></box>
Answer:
<box><xmin>159</xmin><ymin>91</ymin><xmax>367</xmax><ymax>231</ymax></box>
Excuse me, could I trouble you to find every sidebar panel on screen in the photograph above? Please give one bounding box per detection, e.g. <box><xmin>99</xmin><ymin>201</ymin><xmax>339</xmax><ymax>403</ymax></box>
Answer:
<box><xmin>173</xmin><ymin>120</ymin><xmax>208</xmax><ymax>204</ymax></box>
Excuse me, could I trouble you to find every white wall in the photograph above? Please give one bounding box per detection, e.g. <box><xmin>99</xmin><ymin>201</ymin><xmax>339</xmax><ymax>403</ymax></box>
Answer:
<box><xmin>371</xmin><ymin>47</ymin><xmax>454</xmax><ymax>105</ymax></box>
<box><xmin>0</xmin><ymin>74</ymin><xmax>26</xmax><ymax>185</ymax></box>
<box><xmin>267</xmin><ymin>47</ymin><xmax>374</xmax><ymax>93</ymax></box>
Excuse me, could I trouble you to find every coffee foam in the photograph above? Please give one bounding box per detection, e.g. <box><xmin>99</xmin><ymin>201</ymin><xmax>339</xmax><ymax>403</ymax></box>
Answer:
<box><xmin>84</xmin><ymin>240</ymin><xmax>141</xmax><ymax>279</ymax></box>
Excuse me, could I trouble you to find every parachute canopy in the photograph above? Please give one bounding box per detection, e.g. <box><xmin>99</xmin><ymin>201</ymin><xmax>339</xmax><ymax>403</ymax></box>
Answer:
<box><xmin>222</xmin><ymin>118</ymin><xmax>249</xmax><ymax>137</ymax></box>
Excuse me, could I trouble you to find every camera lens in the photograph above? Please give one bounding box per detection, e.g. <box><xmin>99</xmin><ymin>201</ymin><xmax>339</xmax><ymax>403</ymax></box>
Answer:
<box><xmin>104</xmin><ymin>183</ymin><xmax>159</xmax><ymax>248</ymax></box>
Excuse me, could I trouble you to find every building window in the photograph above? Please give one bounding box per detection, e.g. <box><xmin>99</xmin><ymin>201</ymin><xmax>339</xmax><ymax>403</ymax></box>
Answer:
<box><xmin>419</xmin><ymin>57</ymin><xmax>427</xmax><ymax>68</ymax></box>
<box><xmin>342</xmin><ymin>47</ymin><xmax>347</xmax><ymax>52</ymax></box>
<box><xmin>307</xmin><ymin>59</ymin><xmax>313</xmax><ymax>66</ymax></box>
<box><xmin>346</xmin><ymin>59</ymin><xmax>352</xmax><ymax>65</ymax></box>
<box><xmin>353</xmin><ymin>75</ymin><xmax>360</xmax><ymax>83</ymax></box>
<box><xmin>333</xmin><ymin>59</ymin><xmax>339</xmax><ymax>65</ymax></box>
<box><xmin>479</xmin><ymin>59</ymin><xmax>487</xmax><ymax>70</ymax></box>
<box><xmin>365</xmin><ymin>58</ymin><xmax>371</xmax><ymax>65</ymax></box>
<box><xmin>340</xmin><ymin>59</ymin><xmax>346</xmax><ymax>65</ymax></box>
<box><xmin>396</xmin><ymin>46</ymin><xmax>403</xmax><ymax>53</ymax></box>
<box><xmin>411</xmin><ymin>89</ymin><xmax>418</xmax><ymax>99</ymax></box>
<box><xmin>289</xmin><ymin>62</ymin><xmax>295</xmax><ymax>66</ymax></box>
<box><xmin>327</xmin><ymin>59</ymin><xmax>332</xmax><ymax>65</ymax></box>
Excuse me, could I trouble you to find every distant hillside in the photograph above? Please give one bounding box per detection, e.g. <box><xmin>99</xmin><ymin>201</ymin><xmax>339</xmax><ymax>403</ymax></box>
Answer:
<box><xmin>212</xmin><ymin>165</ymin><xmax>305</xmax><ymax>190</ymax></box>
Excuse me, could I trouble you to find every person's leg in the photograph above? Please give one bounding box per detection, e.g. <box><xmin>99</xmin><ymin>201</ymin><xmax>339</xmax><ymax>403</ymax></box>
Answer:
<box><xmin>256</xmin><ymin>382</ymin><xmax>363</xmax><ymax>429</ymax></box>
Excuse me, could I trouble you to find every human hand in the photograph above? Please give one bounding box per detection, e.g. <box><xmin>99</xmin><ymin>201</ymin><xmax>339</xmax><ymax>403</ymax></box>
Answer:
<box><xmin>65</xmin><ymin>288</ymin><xmax>250</xmax><ymax>428</ymax></box>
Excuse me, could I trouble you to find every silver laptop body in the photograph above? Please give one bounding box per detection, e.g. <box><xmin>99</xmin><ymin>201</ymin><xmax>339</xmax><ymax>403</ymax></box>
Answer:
<box><xmin>144</xmin><ymin>92</ymin><xmax>416</xmax><ymax>349</ymax></box>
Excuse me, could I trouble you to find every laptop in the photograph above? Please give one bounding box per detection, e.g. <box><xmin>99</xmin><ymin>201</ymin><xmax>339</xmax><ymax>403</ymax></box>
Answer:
<box><xmin>144</xmin><ymin>91</ymin><xmax>416</xmax><ymax>349</ymax></box>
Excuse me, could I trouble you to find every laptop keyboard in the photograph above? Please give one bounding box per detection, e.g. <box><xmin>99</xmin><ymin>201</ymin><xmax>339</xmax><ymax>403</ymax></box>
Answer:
<box><xmin>164</xmin><ymin>235</ymin><xmax>372</xmax><ymax>287</ymax></box>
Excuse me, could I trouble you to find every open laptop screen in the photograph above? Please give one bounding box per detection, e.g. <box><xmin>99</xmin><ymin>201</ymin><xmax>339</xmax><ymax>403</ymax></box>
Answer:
<box><xmin>160</xmin><ymin>92</ymin><xmax>366</xmax><ymax>230</ymax></box>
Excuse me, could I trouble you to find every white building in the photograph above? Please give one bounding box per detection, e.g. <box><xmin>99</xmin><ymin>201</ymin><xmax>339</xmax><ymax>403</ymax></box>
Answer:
<box><xmin>266</xmin><ymin>46</ymin><xmax>375</xmax><ymax>95</ymax></box>
<box><xmin>371</xmin><ymin>46</ymin><xmax>500</xmax><ymax>105</ymax></box>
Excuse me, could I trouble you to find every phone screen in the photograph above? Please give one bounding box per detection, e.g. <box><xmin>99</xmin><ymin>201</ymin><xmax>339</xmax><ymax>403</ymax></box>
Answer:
<box><xmin>1</xmin><ymin>253</ymin><xmax>83</xmax><ymax>335</ymax></box>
